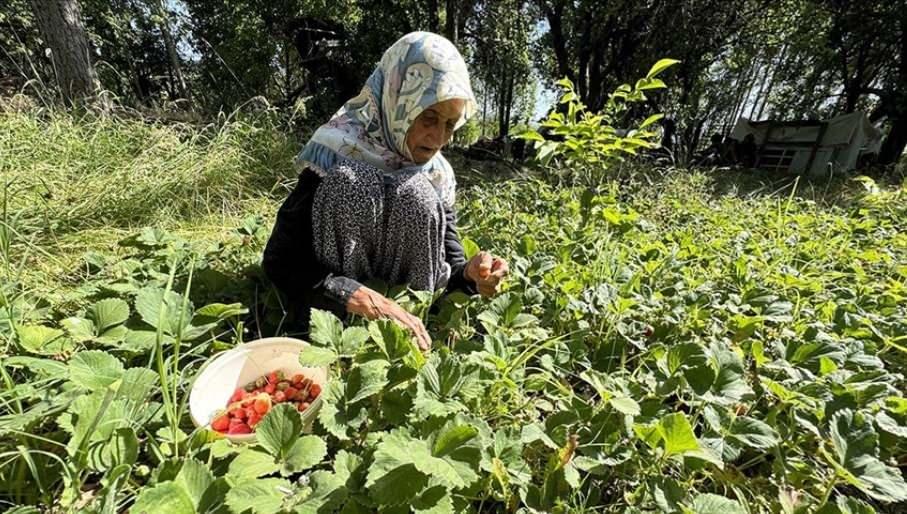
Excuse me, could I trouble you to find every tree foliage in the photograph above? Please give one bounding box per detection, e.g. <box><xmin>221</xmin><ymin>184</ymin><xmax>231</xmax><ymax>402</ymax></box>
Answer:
<box><xmin>1</xmin><ymin>0</ymin><xmax>904</xmax><ymax>161</ymax></box>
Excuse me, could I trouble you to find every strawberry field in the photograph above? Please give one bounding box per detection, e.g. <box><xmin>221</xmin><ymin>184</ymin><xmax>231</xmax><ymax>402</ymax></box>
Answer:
<box><xmin>2</xmin><ymin>110</ymin><xmax>906</xmax><ymax>513</ymax></box>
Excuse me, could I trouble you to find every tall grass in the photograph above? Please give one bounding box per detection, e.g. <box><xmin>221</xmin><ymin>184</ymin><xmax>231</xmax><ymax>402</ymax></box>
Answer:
<box><xmin>0</xmin><ymin>101</ymin><xmax>300</xmax><ymax>239</ymax></box>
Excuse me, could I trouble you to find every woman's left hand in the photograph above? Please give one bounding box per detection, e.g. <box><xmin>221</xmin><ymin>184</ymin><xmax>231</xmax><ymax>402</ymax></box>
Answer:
<box><xmin>465</xmin><ymin>251</ymin><xmax>509</xmax><ymax>298</ymax></box>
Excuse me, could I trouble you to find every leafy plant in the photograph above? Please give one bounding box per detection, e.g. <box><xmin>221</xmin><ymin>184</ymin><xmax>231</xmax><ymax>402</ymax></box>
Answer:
<box><xmin>518</xmin><ymin>58</ymin><xmax>680</xmax><ymax>186</ymax></box>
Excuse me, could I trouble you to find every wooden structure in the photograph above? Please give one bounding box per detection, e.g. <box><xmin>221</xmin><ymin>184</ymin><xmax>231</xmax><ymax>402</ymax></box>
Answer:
<box><xmin>730</xmin><ymin>112</ymin><xmax>882</xmax><ymax>176</ymax></box>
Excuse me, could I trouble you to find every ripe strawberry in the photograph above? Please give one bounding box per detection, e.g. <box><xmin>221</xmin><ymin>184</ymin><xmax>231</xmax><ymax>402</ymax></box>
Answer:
<box><xmin>229</xmin><ymin>388</ymin><xmax>244</xmax><ymax>403</ymax></box>
<box><xmin>267</xmin><ymin>371</ymin><xmax>278</xmax><ymax>384</ymax></box>
<box><xmin>274</xmin><ymin>391</ymin><xmax>286</xmax><ymax>403</ymax></box>
<box><xmin>285</xmin><ymin>386</ymin><xmax>298</xmax><ymax>400</ymax></box>
<box><xmin>229</xmin><ymin>407</ymin><xmax>247</xmax><ymax>420</ymax></box>
<box><xmin>253</xmin><ymin>398</ymin><xmax>270</xmax><ymax>414</ymax></box>
<box><xmin>297</xmin><ymin>401</ymin><xmax>310</xmax><ymax>412</ymax></box>
<box><xmin>292</xmin><ymin>374</ymin><xmax>305</xmax><ymax>385</ymax></box>
<box><xmin>309</xmin><ymin>383</ymin><xmax>322</xmax><ymax>399</ymax></box>
<box><xmin>211</xmin><ymin>414</ymin><xmax>230</xmax><ymax>432</ymax></box>
<box><xmin>248</xmin><ymin>412</ymin><xmax>262</xmax><ymax>427</ymax></box>
<box><xmin>264</xmin><ymin>383</ymin><xmax>276</xmax><ymax>394</ymax></box>
<box><xmin>228</xmin><ymin>423</ymin><xmax>252</xmax><ymax>435</ymax></box>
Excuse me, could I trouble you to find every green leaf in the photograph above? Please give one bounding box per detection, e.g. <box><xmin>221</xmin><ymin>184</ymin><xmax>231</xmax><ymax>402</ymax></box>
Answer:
<box><xmin>318</xmin><ymin>381</ymin><xmax>367</xmax><ymax>441</ymax></box>
<box><xmin>648</xmin><ymin>477</ymin><xmax>684</xmax><ymax>513</ymax></box>
<box><xmin>294</xmin><ymin>470</ymin><xmax>349</xmax><ymax>513</ymax></box>
<box><xmin>175</xmin><ymin>458</ymin><xmax>214</xmax><ymax>508</ymax></box>
<box><xmin>228</xmin><ymin>448</ymin><xmax>281</xmax><ymax>479</ymax></box>
<box><xmin>282</xmin><ymin>435</ymin><xmax>327</xmax><ymax>475</ymax></box>
<box><xmin>309</xmin><ymin>309</ymin><xmax>343</xmax><ymax>347</ymax></box>
<box><xmin>195</xmin><ymin>302</ymin><xmax>247</xmax><ymax>320</ymax></box>
<box><xmin>432</xmin><ymin>425</ymin><xmax>478</xmax><ymax>457</ymax></box>
<box><xmin>88</xmin><ymin>298</ymin><xmax>129</xmax><ymax>332</ymax></box>
<box><xmin>750</xmin><ymin>341</ymin><xmax>768</xmax><ymax>367</ymax></box>
<box><xmin>646</xmin><ymin>58</ymin><xmax>681</xmax><ymax>79</ymax></box>
<box><xmin>636</xmin><ymin>78</ymin><xmax>667</xmax><ymax>91</ymax></box>
<box><xmin>517</xmin><ymin>130</ymin><xmax>545</xmax><ymax>142</ymax></box>
<box><xmin>87</xmin><ymin>426</ymin><xmax>138</xmax><ymax>472</ymax></box>
<box><xmin>689</xmin><ymin>493</ymin><xmax>745</xmax><ymax>514</ymax></box>
<box><xmin>131</xmin><ymin>481</ymin><xmax>195</xmax><ymax>514</ymax></box>
<box><xmin>705</xmin><ymin>348</ymin><xmax>752</xmax><ymax>405</ymax></box>
<box><xmin>368</xmin><ymin>430</ymin><xmax>467</xmax><ymax>494</ymax></box>
<box><xmin>366</xmin><ymin>463</ymin><xmax>429</xmax><ymax>506</ymax></box>
<box><xmin>610</xmin><ymin>396</ymin><xmax>641</xmax><ymax>416</ymax></box>
<box><xmin>16</xmin><ymin>325</ymin><xmax>73</xmax><ymax>355</ymax></box>
<box><xmin>412</xmin><ymin>485</ymin><xmax>454</xmax><ymax>514</ymax></box>
<box><xmin>875</xmin><ymin>411</ymin><xmax>907</xmax><ymax>438</ymax></box>
<box><xmin>68</xmin><ymin>350</ymin><xmax>124</xmax><ymax>389</ymax></box>
<box><xmin>298</xmin><ymin>345</ymin><xmax>338</xmax><ymax>367</ymax></box>
<box><xmin>4</xmin><ymin>356</ymin><xmax>68</xmax><ymax>377</ymax></box>
<box><xmin>521</xmin><ymin>423</ymin><xmax>559</xmax><ymax>450</ymax></box>
<box><xmin>225</xmin><ymin>478</ymin><xmax>291</xmax><ymax>514</ymax></box>
<box><xmin>116</xmin><ymin>367</ymin><xmax>158</xmax><ymax>402</ymax></box>
<box><xmin>257</xmin><ymin>404</ymin><xmax>303</xmax><ymax>459</ymax></box>
<box><xmin>61</xmin><ymin>316</ymin><xmax>95</xmax><ymax>341</ymax></box>
<box><xmin>198</xmin><ymin>477</ymin><xmax>231</xmax><ymax>514</ymax></box>
<box><xmin>820</xmin><ymin>496</ymin><xmax>877</xmax><ymax>514</ymax></box>
<box><xmin>135</xmin><ymin>287</ymin><xmax>192</xmax><ymax>336</ymax></box>
<box><xmin>121</xmin><ymin>329</ymin><xmax>163</xmax><ymax>352</ymax></box>
<box><xmin>639</xmin><ymin>113</ymin><xmax>664</xmax><ymax>130</ymax></box>
<box><xmin>346</xmin><ymin>360</ymin><xmax>389</xmax><ymax>404</ymax></box>
<box><xmin>461</xmin><ymin>237</ymin><xmax>479</xmax><ymax>260</ymax></box>
<box><xmin>728</xmin><ymin>416</ymin><xmax>779</xmax><ymax>449</ymax></box>
<box><xmin>339</xmin><ymin>326</ymin><xmax>369</xmax><ymax>356</ymax></box>
<box><xmin>830</xmin><ymin>409</ymin><xmax>907</xmax><ymax>502</ymax></box>
<box><xmin>658</xmin><ymin>413</ymin><xmax>700</xmax><ymax>456</ymax></box>
<box><xmin>97</xmin><ymin>325</ymin><xmax>128</xmax><ymax>345</ymax></box>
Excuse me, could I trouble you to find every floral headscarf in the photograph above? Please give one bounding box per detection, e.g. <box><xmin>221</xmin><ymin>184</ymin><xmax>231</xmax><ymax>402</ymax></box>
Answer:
<box><xmin>295</xmin><ymin>31</ymin><xmax>476</xmax><ymax>209</ymax></box>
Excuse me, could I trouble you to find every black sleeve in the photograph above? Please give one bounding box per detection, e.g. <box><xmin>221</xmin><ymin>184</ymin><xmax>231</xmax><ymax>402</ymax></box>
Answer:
<box><xmin>261</xmin><ymin>171</ymin><xmax>363</xmax><ymax>319</ymax></box>
<box><xmin>443</xmin><ymin>204</ymin><xmax>479</xmax><ymax>295</ymax></box>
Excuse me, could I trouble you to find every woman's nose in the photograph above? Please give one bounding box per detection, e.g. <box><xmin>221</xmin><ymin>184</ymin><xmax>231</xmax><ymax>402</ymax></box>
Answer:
<box><xmin>425</xmin><ymin>125</ymin><xmax>445</xmax><ymax>147</ymax></box>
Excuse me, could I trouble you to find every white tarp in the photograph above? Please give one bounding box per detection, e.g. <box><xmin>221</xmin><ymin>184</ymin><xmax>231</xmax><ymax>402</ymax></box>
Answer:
<box><xmin>730</xmin><ymin>111</ymin><xmax>883</xmax><ymax>175</ymax></box>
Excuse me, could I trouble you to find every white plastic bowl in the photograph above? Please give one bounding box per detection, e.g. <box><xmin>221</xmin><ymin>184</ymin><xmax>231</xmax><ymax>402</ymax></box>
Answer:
<box><xmin>189</xmin><ymin>337</ymin><xmax>329</xmax><ymax>443</ymax></box>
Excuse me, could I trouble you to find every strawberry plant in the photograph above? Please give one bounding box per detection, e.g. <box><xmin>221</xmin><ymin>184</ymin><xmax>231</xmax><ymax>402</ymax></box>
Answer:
<box><xmin>2</xmin><ymin>121</ymin><xmax>906</xmax><ymax>513</ymax></box>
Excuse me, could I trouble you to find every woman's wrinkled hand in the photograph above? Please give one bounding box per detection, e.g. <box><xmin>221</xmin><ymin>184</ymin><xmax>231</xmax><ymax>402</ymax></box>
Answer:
<box><xmin>345</xmin><ymin>286</ymin><xmax>432</xmax><ymax>350</ymax></box>
<box><xmin>465</xmin><ymin>251</ymin><xmax>509</xmax><ymax>298</ymax></box>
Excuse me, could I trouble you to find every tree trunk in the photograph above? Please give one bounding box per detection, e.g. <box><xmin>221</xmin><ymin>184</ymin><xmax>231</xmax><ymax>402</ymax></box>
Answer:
<box><xmin>878</xmin><ymin>12</ymin><xmax>907</xmax><ymax>165</ymax></box>
<box><xmin>502</xmin><ymin>71</ymin><xmax>515</xmax><ymax>137</ymax></box>
<box><xmin>755</xmin><ymin>45</ymin><xmax>786</xmax><ymax>120</ymax></box>
<box><xmin>30</xmin><ymin>0</ymin><xmax>99</xmax><ymax>105</ymax></box>
<box><xmin>587</xmin><ymin>42</ymin><xmax>605</xmax><ymax>110</ymax></box>
<box><xmin>748</xmin><ymin>58</ymin><xmax>771</xmax><ymax>119</ymax></box>
<box><xmin>427</xmin><ymin>0</ymin><xmax>440</xmax><ymax>33</ymax></box>
<box><xmin>542</xmin><ymin>0</ymin><xmax>572</xmax><ymax>83</ymax></box>
<box><xmin>879</xmin><ymin>115</ymin><xmax>907</xmax><ymax>165</ymax></box>
<box><xmin>444</xmin><ymin>0</ymin><xmax>458</xmax><ymax>45</ymax></box>
<box><xmin>576</xmin><ymin>13</ymin><xmax>592</xmax><ymax>103</ymax></box>
<box><xmin>726</xmin><ymin>61</ymin><xmax>757</xmax><ymax>128</ymax></box>
<box><xmin>156</xmin><ymin>0</ymin><xmax>190</xmax><ymax>102</ymax></box>
<box><xmin>497</xmin><ymin>66</ymin><xmax>507</xmax><ymax>137</ymax></box>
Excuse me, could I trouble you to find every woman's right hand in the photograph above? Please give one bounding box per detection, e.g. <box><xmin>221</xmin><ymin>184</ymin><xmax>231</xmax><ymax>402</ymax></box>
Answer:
<box><xmin>345</xmin><ymin>286</ymin><xmax>432</xmax><ymax>351</ymax></box>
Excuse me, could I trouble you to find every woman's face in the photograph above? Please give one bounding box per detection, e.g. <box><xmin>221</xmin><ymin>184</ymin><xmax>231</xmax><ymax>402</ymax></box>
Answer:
<box><xmin>405</xmin><ymin>98</ymin><xmax>465</xmax><ymax>164</ymax></box>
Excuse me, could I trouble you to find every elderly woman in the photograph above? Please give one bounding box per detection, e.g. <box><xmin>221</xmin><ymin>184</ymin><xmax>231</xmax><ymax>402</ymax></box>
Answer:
<box><xmin>263</xmin><ymin>32</ymin><xmax>508</xmax><ymax>350</ymax></box>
